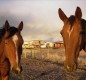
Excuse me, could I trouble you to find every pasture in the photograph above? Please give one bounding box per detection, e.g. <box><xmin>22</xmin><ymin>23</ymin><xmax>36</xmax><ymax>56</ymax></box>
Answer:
<box><xmin>10</xmin><ymin>48</ymin><xmax>86</xmax><ymax>80</ymax></box>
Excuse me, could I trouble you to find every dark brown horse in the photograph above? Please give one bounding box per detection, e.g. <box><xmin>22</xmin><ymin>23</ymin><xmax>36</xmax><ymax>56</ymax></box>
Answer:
<box><xmin>0</xmin><ymin>20</ymin><xmax>23</xmax><ymax>80</ymax></box>
<box><xmin>58</xmin><ymin>7</ymin><xmax>86</xmax><ymax>72</ymax></box>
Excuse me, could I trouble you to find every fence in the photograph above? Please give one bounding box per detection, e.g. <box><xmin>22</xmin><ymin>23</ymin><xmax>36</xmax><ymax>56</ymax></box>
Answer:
<box><xmin>22</xmin><ymin>48</ymin><xmax>86</xmax><ymax>65</ymax></box>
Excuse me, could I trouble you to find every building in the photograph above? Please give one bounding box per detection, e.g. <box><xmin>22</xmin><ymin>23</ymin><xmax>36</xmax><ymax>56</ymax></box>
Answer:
<box><xmin>54</xmin><ymin>41</ymin><xmax>64</xmax><ymax>48</ymax></box>
<box><xmin>23</xmin><ymin>40</ymin><xmax>64</xmax><ymax>49</ymax></box>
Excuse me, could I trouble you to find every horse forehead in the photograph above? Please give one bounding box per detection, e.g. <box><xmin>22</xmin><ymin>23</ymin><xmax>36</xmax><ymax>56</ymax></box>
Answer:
<box><xmin>12</xmin><ymin>34</ymin><xmax>18</xmax><ymax>41</ymax></box>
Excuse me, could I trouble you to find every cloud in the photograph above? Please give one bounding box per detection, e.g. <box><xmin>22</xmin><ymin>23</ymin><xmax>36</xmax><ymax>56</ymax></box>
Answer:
<box><xmin>0</xmin><ymin>0</ymin><xmax>64</xmax><ymax>42</ymax></box>
<box><xmin>0</xmin><ymin>0</ymin><xmax>86</xmax><ymax>42</ymax></box>
<box><xmin>0</xmin><ymin>12</ymin><xmax>21</xmax><ymax>27</ymax></box>
<box><xmin>0</xmin><ymin>6</ymin><xmax>65</xmax><ymax>42</ymax></box>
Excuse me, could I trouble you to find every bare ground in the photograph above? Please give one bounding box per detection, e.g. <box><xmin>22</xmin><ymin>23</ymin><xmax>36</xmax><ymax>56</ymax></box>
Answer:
<box><xmin>10</xmin><ymin>48</ymin><xmax>86</xmax><ymax>80</ymax></box>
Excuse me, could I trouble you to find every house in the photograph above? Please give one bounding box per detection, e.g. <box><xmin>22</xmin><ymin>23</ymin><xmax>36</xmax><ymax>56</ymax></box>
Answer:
<box><xmin>45</xmin><ymin>42</ymin><xmax>54</xmax><ymax>48</ymax></box>
<box><xmin>23</xmin><ymin>40</ymin><xmax>63</xmax><ymax>49</ymax></box>
<box><xmin>31</xmin><ymin>40</ymin><xmax>45</xmax><ymax>48</ymax></box>
<box><xmin>41</xmin><ymin>42</ymin><xmax>47</xmax><ymax>48</ymax></box>
<box><xmin>40</xmin><ymin>41</ymin><xmax>55</xmax><ymax>48</ymax></box>
<box><xmin>22</xmin><ymin>41</ymin><xmax>34</xmax><ymax>49</ymax></box>
<box><xmin>22</xmin><ymin>41</ymin><xmax>29</xmax><ymax>49</ymax></box>
<box><xmin>54</xmin><ymin>41</ymin><xmax>64</xmax><ymax>48</ymax></box>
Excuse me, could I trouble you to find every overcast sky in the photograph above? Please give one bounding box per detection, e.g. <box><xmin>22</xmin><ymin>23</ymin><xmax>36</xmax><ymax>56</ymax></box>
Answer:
<box><xmin>0</xmin><ymin>0</ymin><xmax>86</xmax><ymax>42</ymax></box>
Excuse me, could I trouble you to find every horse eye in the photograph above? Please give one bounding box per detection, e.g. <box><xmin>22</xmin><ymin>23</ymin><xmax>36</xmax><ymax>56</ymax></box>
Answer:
<box><xmin>5</xmin><ymin>40</ymin><xmax>8</xmax><ymax>44</ymax></box>
<box><xmin>5</xmin><ymin>42</ymin><xmax>7</xmax><ymax>44</ymax></box>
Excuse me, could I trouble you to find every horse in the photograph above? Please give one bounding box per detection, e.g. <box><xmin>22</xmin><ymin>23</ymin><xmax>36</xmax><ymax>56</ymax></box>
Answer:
<box><xmin>0</xmin><ymin>20</ymin><xmax>24</xmax><ymax>80</ymax></box>
<box><xmin>58</xmin><ymin>7</ymin><xmax>86</xmax><ymax>72</ymax></box>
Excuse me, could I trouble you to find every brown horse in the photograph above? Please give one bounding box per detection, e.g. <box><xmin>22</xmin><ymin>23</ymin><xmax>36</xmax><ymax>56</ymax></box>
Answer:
<box><xmin>0</xmin><ymin>20</ymin><xmax>23</xmax><ymax>80</ymax></box>
<box><xmin>58</xmin><ymin>7</ymin><xmax>86</xmax><ymax>72</ymax></box>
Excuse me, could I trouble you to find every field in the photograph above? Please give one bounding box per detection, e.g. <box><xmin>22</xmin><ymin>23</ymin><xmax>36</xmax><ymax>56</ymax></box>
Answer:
<box><xmin>10</xmin><ymin>48</ymin><xmax>86</xmax><ymax>80</ymax></box>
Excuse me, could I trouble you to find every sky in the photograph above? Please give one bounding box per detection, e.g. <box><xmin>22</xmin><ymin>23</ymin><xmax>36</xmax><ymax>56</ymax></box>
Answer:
<box><xmin>0</xmin><ymin>0</ymin><xmax>86</xmax><ymax>42</ymax></box>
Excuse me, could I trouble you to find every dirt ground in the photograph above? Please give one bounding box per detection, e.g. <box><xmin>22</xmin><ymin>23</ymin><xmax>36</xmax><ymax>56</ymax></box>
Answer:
<box><xmin>10</xmin><ymin>48</ymin><xmax>86</xmax><ymax>80</ymax></box>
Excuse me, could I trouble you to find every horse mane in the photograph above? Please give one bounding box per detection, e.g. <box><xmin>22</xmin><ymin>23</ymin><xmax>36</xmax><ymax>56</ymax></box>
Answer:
<box><xmin>81</xmin><ymin>19</ymin><xmax>86</xmax><ymax>51</ymax></box>
<box><xmin>68</xmin><ymin>15</ymin><xmax>75</xmax><ymax>30</ymax></box>
<box><xmin>0</xmin><ymin>27</ymin><xmax>5</xmax><ymax>43</ymax></box>
<box><xmin>7</xmin><ymin>27</ymin><xmax>18</xmax><ymax>38</ymax></box>
<box><xmin>81</xmin><ymin>19</ymin><xmax>86</xmax><ymax>33</ymax></box>
<box><xmin>0</xmin><ymin>26</ymin><xmax>18</xmax><ymax>43</ymax></box>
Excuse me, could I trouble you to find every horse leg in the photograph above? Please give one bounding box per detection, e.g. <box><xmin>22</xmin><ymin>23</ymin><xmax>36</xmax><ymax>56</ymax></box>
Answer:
<box><xmin>1</xmin><ymin>76</ymin><xmax>9</xmax><ymax>80</ymax></box>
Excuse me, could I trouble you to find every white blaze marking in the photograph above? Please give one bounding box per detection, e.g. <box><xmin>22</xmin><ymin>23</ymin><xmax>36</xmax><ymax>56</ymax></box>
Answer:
<box><xmin>63</xmin><ymin>56</ymin><xmax>66</xmax><ymax>61</ymax></box>
<box><xmin>67</xmin><ymin>65</ymin><xmax>70</xmax><ymax>69</ymax></box>
<box><xmin>67</xmin><ymin>26</ymin><xmax>73</xmax><ymax>38</ymax></box>
<box><xmin>12</xmin><ymin>35</ymin><xmax>18</xmax><ymax>65</ymax></box>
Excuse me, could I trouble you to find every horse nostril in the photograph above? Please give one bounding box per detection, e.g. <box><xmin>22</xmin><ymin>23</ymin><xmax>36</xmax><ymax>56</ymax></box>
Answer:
<box><xmin>14</xmin><ymin>69</ymin><xmax>19</xmax><ymax>74</ymax></box>
<box><xmin>67</xmin><ymin>65</ymin><xmax>70</xmax><ymax>70</ymax></box>
<box><xmin>66</xmin><ymin>65</ymin><xmax>72</xmax><ymax>72</ymax></box>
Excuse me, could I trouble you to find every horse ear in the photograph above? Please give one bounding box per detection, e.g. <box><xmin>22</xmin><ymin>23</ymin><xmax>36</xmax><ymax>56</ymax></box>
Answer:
<box><xmin>58</xmin><ymin>8</ymin><xmax>68</xmax><ymax>22</ymax></box>
<box><xmin>18</xmin><ymin>21</ymin><xmax>23</xmax><ymax>31</ymax></box>
<box><xmin>75</xmin><ymin>7</ymin><xmax>82</xmax><ymax>20</ymax></box>
<box><xmin>4</xmin><ymin>20</ymin><xmax>10</xmax><ymax>30</ymax></box>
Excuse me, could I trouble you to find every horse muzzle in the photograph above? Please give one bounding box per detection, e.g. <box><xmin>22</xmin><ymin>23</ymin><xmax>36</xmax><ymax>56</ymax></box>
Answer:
<box><xmin>64</xmin><ymin>62</ymin><xmax>77</xmax><ymax>72</ymax></box>
<box><xmin>12</xmin><ymin>66</ymin><xmax>22</xmax><ymax>74</ymax></box>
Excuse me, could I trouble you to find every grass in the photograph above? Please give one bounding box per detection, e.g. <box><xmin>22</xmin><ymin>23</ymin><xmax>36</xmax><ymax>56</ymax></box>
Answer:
<box><xmin>22</xmin><ymin>48</ymin><xmax>86</xmax><ymax>66</ymax></box>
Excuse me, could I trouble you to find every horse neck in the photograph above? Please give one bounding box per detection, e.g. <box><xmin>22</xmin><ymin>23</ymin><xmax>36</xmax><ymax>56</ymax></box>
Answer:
<box><xmin>0</xmin><ymin>39</ymin><xmax>6</xmax><ymax>62</ymax></box>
